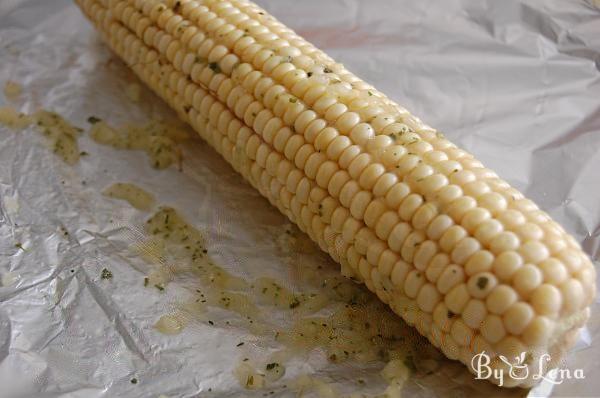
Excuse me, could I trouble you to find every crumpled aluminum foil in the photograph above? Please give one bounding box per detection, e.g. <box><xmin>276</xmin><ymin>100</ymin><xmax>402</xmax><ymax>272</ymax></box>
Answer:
<box><xmin>0</xmin><ymin>0</ymin><xmax>599</xmax><ymax>397</ymax></box>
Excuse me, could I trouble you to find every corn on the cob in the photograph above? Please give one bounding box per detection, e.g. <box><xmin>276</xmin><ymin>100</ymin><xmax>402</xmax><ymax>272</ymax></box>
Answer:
<box><xmin>75</xmin><ymin>0</ymin><xmax>596</xmax><ymax>387</ymax></box>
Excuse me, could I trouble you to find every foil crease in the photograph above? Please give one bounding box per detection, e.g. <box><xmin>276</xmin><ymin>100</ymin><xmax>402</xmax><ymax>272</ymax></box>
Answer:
<box><xmin>0</xmin><ymin>0</ymin><xmax>599</xmax><ymax>397</ymax></box>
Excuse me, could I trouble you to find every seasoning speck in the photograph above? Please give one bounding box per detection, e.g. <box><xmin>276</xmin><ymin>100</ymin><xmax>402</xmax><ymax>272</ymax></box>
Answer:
<box><xmin>101</xmin><ymin>268</ymin><xmax>113</xmax><ymax>280</ymax></box>
<box><xmin>289</xmin><ymin>298</ymin><xmax>300</xmax><ymax>309</ymax></box>
<box><xmin>130</xmin><ymin>378</ymin><xmax>138</xmax><ymax>384</ymax></box>
<box><xmin>265</xmin><ymin>363</ymin><xmax>279</xmax><ymax>371</ymax></box>
<box><xmin>476</xmin><ymin>276</ymin><xmax>489</xmax><ymax>290</ymax></box>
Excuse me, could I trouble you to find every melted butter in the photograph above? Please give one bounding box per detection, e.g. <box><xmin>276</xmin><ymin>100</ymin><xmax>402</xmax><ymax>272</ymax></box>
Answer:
<box><xmin>207</xmin><ymin>290</ymin><xmax>260</xmax><ymax>319</ymax></box>
<box><xmin>103</xmin><ymin>182</ymin><xmax>155</xmax><ymax>211</ymax></box>
<box><xmin>3</xmin><ymin>80</ymin><xmax>22</xmax><ymax>100</ymax></box>
<box><xmin>154</xmin><ymin>313</ymin><xmax>187</xmax><ymax>335</ymax></box>
<box><xmin>125</xmin><ymin>82</ymin><xmax>142</xmax><ymax>102</ymax></box>
<box><xmin>380</xmin><ymin>360</ymin><xmax>410</xmax><ymax>398</ymax></box>
<box><xmin>90</xmin><ymin>120</ymin><xmax>190</xmax><ymax>169</ymax></box>
<box><xmin>145</xmin><ymin>207</ymin><xmax>205</xmax><ymax>248</ymax></box>
<box><xmin>233</xmin><ymin>360</ymin><xmax>286</xmax><ymax>391</ymax></box>
<box><xmin>291</xmin><ymin>375</ymin><xmax>337</xmax><ymax>398</ymax></box>
<box><xmin>276</xmin><ymin>224</ymin><xmax>317</xmax><ymax>254</ymax></box>
<box><xmin>135</xmin><ymin>208</ymin><xmax>434</xmax><ymax>395</ymax></box>
<box><xmin>252</xmin><ymin>278</ymin><xmax>297</xmax><ymax>309</ymax></box>
<box><xmin>141</xmin><ymin>207</ymin><xmax>262</xmax><ymax>327</ymax></box>
<box><xmin>264</xmin><ymin>362</ymin><xmax>285</xmax><ymax>383</ymax></box>
<box><xmin>34</xmin><ymin>110</ymin><xmax>82</xmax><ymax>165</ymax></box>
<box><xmin>277</xmin><ymin>299</ymin><xmax>424</xmax><ymax>367</ymax></box>
<box><xmin>0</xmin><ymin>107</ymin><xmax>83</xmax><ymax>165</ymax></box>
<box><xmin>132</xmin><ymin>237</ymin><xmax>166</xmax><ymax>266</ymax></box>
<box><xmin>0</xmin><ymin>106</ymin><xmax>32</xmax><ymax>129</ymax></box>
<box><xmin>1</xmin><ymin>272</ymin><xmax>19</xmax><ymax>287</ymax></box>
<box><xmin>252</xmin><ymin>277</ymin><xmax>330</xmax><ymax>314</ymax></box>
<box><xmin>145</xmin><ymin>208</ymin><xmax>250</xmax><ymax>291</ymax></box>
<box><xmin>1</xmin><ymin>107</ymin><xmax>83</xmax><ymax>164</ymax></box>
<box><xmin>234</xmin><ymin>362</ymin><xmax>266</xmax><ymax>390</ymax></box>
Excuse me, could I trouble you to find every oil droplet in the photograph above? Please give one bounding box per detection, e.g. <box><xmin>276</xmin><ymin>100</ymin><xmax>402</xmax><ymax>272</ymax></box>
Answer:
<box><xmin>103</xmin><ymin>183</ymin><xmax>155</xmax><ymax>211</ymax></box>
<box><xmin>1</xmin><ymin>272</ymin><xmax>18</xmax><ymax>286</ymax></box>
<box><xmin>154</xmin><ymin>314</ymin><xmax>186</xmax><ymax>335</ymax></box>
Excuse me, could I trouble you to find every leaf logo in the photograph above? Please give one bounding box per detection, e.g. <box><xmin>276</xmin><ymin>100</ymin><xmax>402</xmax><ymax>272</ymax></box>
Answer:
<box><xmin>498</xmin><ymin>353</ymin><xmax>529</xmax><ymax>380</ymax></box>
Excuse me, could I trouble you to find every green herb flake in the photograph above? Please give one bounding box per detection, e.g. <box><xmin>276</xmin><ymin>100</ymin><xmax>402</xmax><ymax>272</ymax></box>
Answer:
<box><xmin>236</xmin><ymin>342</ymin><xmax>244</xmax><ymax>347</ymax></box>
<box><xmin>265</xmin><ymin>362</ymin><xmax>279</xmax><ymax>371</ymax></box>
<box><xmin>289</xmin><ymin>298</ymin><xmax>300</xmax><ymax>309</ymax></box>
<box><xmin>476</xmin><ymin>276</ymin><xmax>489</xmax><ymax>290</ymax></box>
<box><xmin>208</xmin><ymin>62</ymin><xmax>221</xmax><ymax>73</ymax></box>
<box><xmin>144</xmin><ymin>277</ymin><xmax>149</xmax><ymax>287</ymax></box>
<box><xmin>288</xmin><ymin>97</ymin><xmax>298</xmax><ymax>103</ymax></box>
<box><xmin>130</xmin><ymin>378</ymin><xmax>138</xmax><ymax>384</ymax></box>
<box><xmin>100</xmin><ymin>268</ymin><xmax>113</xmax><ymax>280</ymax></box>
<box><xmin>246</xmin><ymin>375</ymin><xmax>254</xmax><ymax>387</ymax></box>
<box><xmin>87</xmin><ymin>116</ymin><xmax>101</xmax><ymax>124</ymax></box>
<box><xmin>154</xmin><ymin>284</ymin><xmax>165</xmax><ymax>291</ymax></box>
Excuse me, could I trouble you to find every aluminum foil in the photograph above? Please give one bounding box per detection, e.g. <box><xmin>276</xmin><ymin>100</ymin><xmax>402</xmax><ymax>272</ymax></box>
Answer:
<box><xmin>1</xmin><ymin>0</ymin><xmax>599</xmax><ymax>397</ymax></box>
